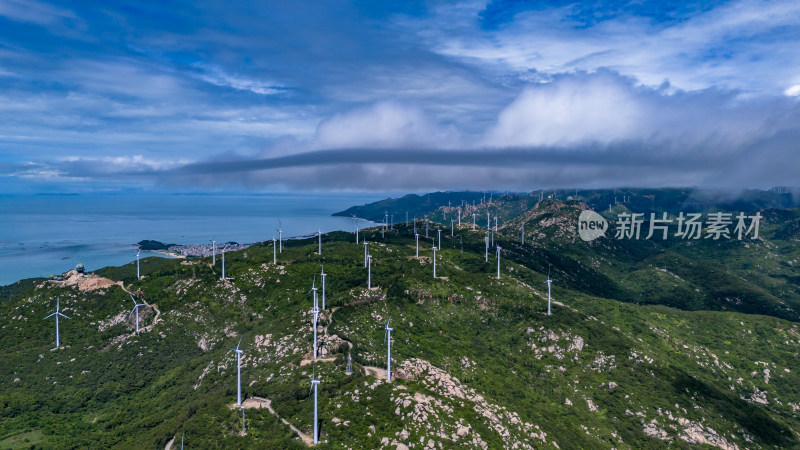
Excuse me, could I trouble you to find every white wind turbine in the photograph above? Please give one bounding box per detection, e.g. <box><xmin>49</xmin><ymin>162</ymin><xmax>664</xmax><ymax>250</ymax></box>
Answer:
<box><xmin>320</xmin><ymin>265</ymin><xmax>327</xmax><ymax>310</ymax></box>
<box><xmin>276</xmin><ymin>219</ymin><xmax>283</xmax><ymax>253</ymax></box>
<box><xmin>496</xmin><ymin>246</ymin><xmax>501</xmax><ymax>280</ymax></box>
<box><xmin>346</xmin><ymin>353</ymin><xmax>353</xmax><ymax>375</ymax></box>
<box><xmin>437</xmin><ymin>228</ymin><xmax>441</xmax><ymax>250</ymax></box>
<box><xmin>310</xmin><ymin>277</ymin><xmax>319</xmax><ymax>359</ymax></box>
<box><xmin>433</xmin><ymin>246</ymin><xmax>437</xmax><ymax>278</ymax></box>
<box><xmin>367</xmin><ymin>254</ymin><xmax>372</xmax><ymax>289</ymax></box>
<box><xmin>273</xmin><ymin>236</ymin><xmax>277</xmax><ymax>264</ymax></box>
<box><xmin>545</xmin><ymin>268</ymin><xmax>553</xmax><ymax>316</ymax></box>
<box><xmin>384</xmin><ymin>320</ymin><xmax>393</xmax><ymax>382</ymax></box>
<box><xmin>450</xmin><ymin>219</ymin><xmax>454</xmax><ymax>237</ymax></box>
<box><xmin>211</xmin><ymin>239</ymin><xmax>216</xmax><ymax>265</ymax></box>
<box><xmin>221</xmin><ymin>244</ymin><xmax>231</xmax><ymax>280</ymax></box>
<box><xmin>415</xmin><ymin>233</ymin><xmax>419</xmax><ymax>258</ymax></box>
<box><xmin>363</xmin><ymin>241</ymin><xmax>368</xmax><ymax>267</ymax></box>
<box><xmin>318</xmin><ymin>229</ymin><xmax>322</xmax><ymax>255</ymax></box>
<box><xmin>484</xmin><ymin>233</ymin><xmax>489</xmax><ymax>262</ymax></box>
<box><xmin>309</xmin><ymin>367</ymin><xmax>321</xmax><ymax>445</ymax></box>
<box><xmin>458</xmin><ymin>208</ymin><xmax>461</xmax><ymax>226</ymax></box>
<box><xmin>230</xmin><ymin>337</ymin><xmax>244</xmax><ymax>406</ymax></box>
<box><xmin>353</xmin><ymin>215</ymin><xmax>359</xmax><ymax>244</ymax></box>
<box><xmin>135</xmin><ymin>247</ymin><xmax>141</xmax><ymax>280</ymax></box>
<box><xmin>43</xmin><ymin>298</ymin><xmax>70</xmax><ymax>349</ymax></box>
<box><xmin>129</xmin><ymin>294</ymin><xmax>146</xmax><ymax>334</ymax></box>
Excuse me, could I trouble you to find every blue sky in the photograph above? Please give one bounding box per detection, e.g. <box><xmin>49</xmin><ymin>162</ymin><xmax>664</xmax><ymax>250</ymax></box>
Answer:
<box><xmin>1</xmin><ymin>0</ymin><xmax>799</xmax><ymax>192</ymax></box>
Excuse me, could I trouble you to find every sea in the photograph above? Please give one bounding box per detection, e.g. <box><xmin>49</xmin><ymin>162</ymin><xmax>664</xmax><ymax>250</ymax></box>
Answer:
<box><xmin>0</xmin><ymin>193</ymin><xmax>382</xmax><ymax>285</ymax></box>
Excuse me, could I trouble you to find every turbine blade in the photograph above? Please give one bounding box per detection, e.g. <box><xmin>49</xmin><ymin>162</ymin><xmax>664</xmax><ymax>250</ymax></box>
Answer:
<box><xmin>44</xmin><ymin>312</ymin><xmax>57</xmax><ymax>319</ymax></box>
<box><xmin>236</xmin><ymin>337</ymin><xmax>242</xmax><ymax>350</ymax></box>
<box><xmin>58</xmin><ymin>313</ymin><xmax>71</xmax><ymax>319</ymax></box>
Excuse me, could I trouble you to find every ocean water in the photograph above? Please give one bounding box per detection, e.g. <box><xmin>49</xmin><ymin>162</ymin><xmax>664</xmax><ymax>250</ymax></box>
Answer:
<box><xmin>0</xmin><ymin>193</ymin><xmax>380</xmax><ymax>285</ymax></box>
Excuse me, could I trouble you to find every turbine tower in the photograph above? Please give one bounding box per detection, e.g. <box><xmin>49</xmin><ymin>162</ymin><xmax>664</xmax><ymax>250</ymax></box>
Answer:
<box><xmin>135</xmin><ymin>247</ymin><xmax>141</xmax><ymax>280</ymax></box>
<box><xmin>385</xmin><ymin>320</ymin><xmax>393</xmax><ymax>382</ymax></box>
<box><xmin>129</xmin><ymin>294</ymin><xmax>146</xmax><ymax>334</ymax></box>
<box><xmin>318</xmin><ymin>229</ymin><xmax>322</xmax><ymax>255</ymax></box>
<box><xmin>353</xmin><ymin>215</ymin><xmax>359</xmax><ymax>244</ymax></box>
<box><xmin>211</xmin><ymin>239</ymin><xmax>216</xmax><ymax>265</ymax></box>
<box><xmin>309</xmin><ymin>368</ymin><xmax>321</xmax><ymax>445</ymax></box>
<box><xmin>230</xmin><ymin>337</ymin><xmax>243</xmax><ymax>406</ymax></box>
<box><xmin>346</xmin><ymin>353</ymin><xmax>353</xmax><ymax>375</ymax></box>
<box><xmin>433</xmin><ymin>246</ymin><xmax>437</xmax><ymax>278</ymax></box>
<box><xmin>415</xmin><ymin>233</ymin><xmax>419</xmax><ymax>258</ymax></box>
<box><xmin>496</xmin><ymin>246</ymin><xmax>501</xmax><ymax>280</ymax></box>
<box><xmin>277</xmin><ymin>219</ymin><xmax>283</xmax><ymax>253</ymax></box>
<box><xmin>367</xmin><ymin>255</ymin><xmax>372</xmax><ymax>289</ymax></box>
<box><xmin>273</xmin><ymin>236</ymin><xmax>277</xmax><ymax>264</ymax></box>
<box><xmin>320</xmin><ymin>265</ymin><xmax>327</xmax><ymax>310</ymax></box>
<box><xmin>450</xmin><ymin>219</ymin><xmax>454</xmax><ymax>237</ymax></box>
<box><xmin>363</xmin><ymin>241</ymin><xmax>368</xmax><ymax>267</ymax></box>
<box><xmin>310</xmin><ymin>278</ymin><xmax>319</xmax><ymax>359</ymax></box>
<box><xmin>437</xmin><ymin>228</ymin><xmax>441</xmax><ymax>250</ymax></box>
<box><xmin>484</xmin><ymin>234</ymin><xmax>489</xmax><ymax>262</ymax></box>
<box><xmin>221</xmin><ymin>244</ymin><xmax>230</xmax><ymax>280</ymax></box>
<box><xmin>43</xmin><ymin>298</ymin><xmax>70</xmax><ymax>349</ymax></box>
<box><xmin>545</xmin><ymin>268</ymin><xmax>553</xmax><ymax>316</ymax></box>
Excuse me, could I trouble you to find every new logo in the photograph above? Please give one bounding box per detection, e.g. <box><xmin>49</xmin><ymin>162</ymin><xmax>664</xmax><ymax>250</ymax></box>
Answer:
<box><xmin>578</xmin><ymin>210</ymin><xmax>608</xmax><ymax>242</ymax></box>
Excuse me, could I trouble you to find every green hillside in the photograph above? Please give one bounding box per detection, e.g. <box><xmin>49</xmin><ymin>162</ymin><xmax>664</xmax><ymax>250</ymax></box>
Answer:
<box><xmin>2</xmin><ymin>201</ymin><xmax>800</xmax><ymax>448</ymax></box>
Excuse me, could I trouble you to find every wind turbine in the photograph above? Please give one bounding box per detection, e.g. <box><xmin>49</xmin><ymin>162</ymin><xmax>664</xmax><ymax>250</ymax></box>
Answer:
<box><xmin>487</xmin><ymin>212</ymin><xmax>490</xmax><ymax>230</ymax></box>
<box><xmin>413</xmin><ymin>219</ymin><xmax>417</xmax><ymax>235</ymax></box>
<box><xmin>425</xmin><ymin>217</ymin><xmax>429</xmax><ymax>238</ymax></box>
<box><xmin>385</xmin><ymin>320</ymin><xmax>393</xmax><ymax>382</ymax></box>
<box><xmin>211</xmin><ymin>239</ymin><xmax>216</xmax><ymax>265</ymax></box>
<box><xmin>43</xmin><ymin>298</ymin><xmax>70</xmax><ymax>349</ymax></box>
<box><xmin>230</xmin><ymin>337</ymin><xmax>243</xmax><ymax>406</ymax></box>
<box><xmin>437</xmin><ymin>228</ymin><xmax>441</xmax><ymax>250</ymax></box>
<box><xmin>484</xmin><ymin>234</ymin><xmax>489</xmax><ymax>262</ymax></box>
<box><xmin>309</xmin><ymin>367</ymin><xmax>321</xmax><ymax>445</ymax></box>
<box><xmin>433</xmin><ymin>246</ymin><xmax>437</xmax><ymax>278</ymax></box>
<box><xmin>353</xmin><ymin>215</ymin><xmax>359</xmax><ymax>244</ymax></box>
<box><xmin>450</xmin><ymin>219</ymin><xmax>454</xmax><ymax>237</ymax></box>
<box><xmin>367</xmin><ymin>255</ymin><xmax>372</xmax><ymax>289</ymax></box>
<box><xmin>273</xmin><ymin>236</ymin><xmax>277</xmax><ymax>264</ymax></box>
<box><xmin>318</xmin><ymin>229</ymin><xmax>322</xmax><ymax>255</ymax></box>
<box><xmin>496</xmin><ymin>246</ymin><xmax>501</xmax><ymax>280</ymax></box>
<box><xmin>415</xmin><ymin>233</ymin><xmax>419</xmax><ymax>258</ymax></box>
<box><xmin>545</xmin><ymin>268</ymin><xmax>553</xmax><ymax>316</ymax></box>
<box><xmin>310</xmin><ymin>277</ymin><xmax>319</xmax><ymax>359</ymax></box>
<box><xmin>221</xmin><ymin>244</ymin><xmax>231</xmax><ymax>280</ymax></box>
<box><xmin>363</xmin><ymin>241</ymin><xmax>368</xmax><ymax>267</ymax></box>
<box><xmin>458</xmin><ymin>208</ymin><xmax>461</xmax><ymax>226</ymax></box>
<box><xmin>135</xmin><ymin>247</ymin><xmax>141</xmax><ymax>280</ymax></box>
<box><xmin>129</xmin><ymin>294</ymin><xmax>146</xmax><ymax>334</ymax></box>
<box><xmin>276</xmin><ymin>219</ymin><xmax>283</xmax><ymax>253</ymax></box>
<box><xmin>346</xmin><ymin>353</ymin><xmax>353</xmax><ymax>375</ymax></box>
<box><xmin>320</xmin><ymin>265</ymin><xmax>326</xmax><ymax>310</ymax></box>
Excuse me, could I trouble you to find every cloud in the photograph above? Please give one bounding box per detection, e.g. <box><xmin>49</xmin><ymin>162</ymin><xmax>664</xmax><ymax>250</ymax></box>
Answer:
<box><xmin>311</xmin><ymin>101</ymin><xmax>461</xmax><ymax>150</ymax></box>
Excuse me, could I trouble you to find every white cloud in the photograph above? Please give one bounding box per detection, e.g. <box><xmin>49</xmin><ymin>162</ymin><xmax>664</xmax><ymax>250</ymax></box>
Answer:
<box><xmin>195</xmin><ymin>64</ymin><xmax>283</xmax><ymax>95</ymax></box>
<box><xmin>311</xmin><ymin>101</ymin><xmax>461</xmax><ymax>150</ymax></box>
<box><xmin>785</xmin><ymin>85</ymin><xmax>800</xmax><ymax>97</ymax></box>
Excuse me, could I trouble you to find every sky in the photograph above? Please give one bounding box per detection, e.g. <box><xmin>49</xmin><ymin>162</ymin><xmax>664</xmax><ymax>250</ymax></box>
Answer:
<box><xmin>1</xmin><ymin>0</ymin><xmax>799</xmax><ymax>193</ymax></box>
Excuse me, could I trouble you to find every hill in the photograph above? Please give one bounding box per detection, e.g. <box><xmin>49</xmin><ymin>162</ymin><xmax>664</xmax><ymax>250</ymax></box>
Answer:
<box><xmin>1</xmin><ymin>201</ymin><xmax>799</xmax><ymax>448</ymax></box>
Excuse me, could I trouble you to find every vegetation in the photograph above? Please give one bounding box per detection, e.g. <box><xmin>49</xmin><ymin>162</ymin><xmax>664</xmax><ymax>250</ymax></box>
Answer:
<box><xmin>2</xmin><ymin>194</ymin><xmax>799</xmax><ymax>448</ymax></box>
<box><xmin>136</xmin><ymin>240</ymin><xmax>177</xmax><ymax>251</ymax></box>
